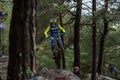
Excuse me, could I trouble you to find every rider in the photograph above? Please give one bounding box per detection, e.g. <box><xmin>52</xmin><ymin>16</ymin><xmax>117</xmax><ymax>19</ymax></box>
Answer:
<box><xmin>109</xmin><ymin>64</ymin><xmax>118</xmax><ymax>74</ymax></box>
<box><xmin>44</xmin><ymin>18</ymin><xmax>65</xmax><ymax>58</ymax></box>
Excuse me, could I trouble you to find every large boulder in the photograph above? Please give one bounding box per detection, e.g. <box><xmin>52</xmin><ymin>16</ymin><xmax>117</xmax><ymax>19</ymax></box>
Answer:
<box><xmin>35</xmin><ymin>69</ymin><xmax>80</xmax><ymax>80</ymax></box>
<box><xmin>0</xmin><ymin>56</ymin><xmax>8</xmax><ymax>80</ymax></box>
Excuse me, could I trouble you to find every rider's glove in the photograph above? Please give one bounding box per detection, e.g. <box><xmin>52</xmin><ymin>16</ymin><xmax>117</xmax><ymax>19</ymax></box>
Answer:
<box><xmin>45</xmin><ymin>35</ymin><xmax>48</xmax><ymax>38</ymax></box>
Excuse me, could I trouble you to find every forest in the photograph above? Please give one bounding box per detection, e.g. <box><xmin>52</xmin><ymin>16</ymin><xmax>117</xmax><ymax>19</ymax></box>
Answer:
<box><xmin>0</xmin><ymin>0</ymin><xmax>120</xmax><ymax>80</ymax></box>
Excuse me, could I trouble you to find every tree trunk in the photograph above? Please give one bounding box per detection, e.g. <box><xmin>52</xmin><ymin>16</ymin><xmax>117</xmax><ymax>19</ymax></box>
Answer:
<box><xmin>97</xmin><ymin>0</ymin><xmax>108</xmax><ymax>74</ymax></box>
<box><xmin>7</xmin><ymin>0</ymin><xmax>37</xmax><ymax>80</ymax></box>
<box><xmin>7</xmin><ymin>0</ymin><xmax>24</xmax><ymax>80</ymax></box>
<box><xmin>30</xmin><ymin>0</ymin><xmax>38</xmax><ymax>74</ymax></box>
<box><xmin>59</xmin><ymin>13</ymin><xmax>64</xmax><ymax>45</ymax></box>
<box><xmin>59</xmin><ymin>13</ymin><xmax>66</xmax><ymax>69</ymax></box>
<box><xmin>91</xmin><ymin>0</ymin><xmax>97</xmax><ymax>80</ymax></box>
<box><xmin>74</xmin><ymin>0</ymin><xmax>82</xmax><ymax>68</ymax></box>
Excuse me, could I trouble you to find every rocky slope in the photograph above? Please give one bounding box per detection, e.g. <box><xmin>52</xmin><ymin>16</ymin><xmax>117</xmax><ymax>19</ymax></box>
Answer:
<box><xmin>35</xmin><ymin>69</ymin><xmax>80</xmax><ymax>80</ymax></box>
<box><xmin>0</xmin><ymin>56</ymin><xmax>8</xmax><ymax>80</ymax></box>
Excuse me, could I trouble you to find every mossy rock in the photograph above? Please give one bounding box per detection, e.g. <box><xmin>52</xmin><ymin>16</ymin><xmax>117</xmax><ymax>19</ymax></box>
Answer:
<box><xmin>35</xmin><ymin>69</ymin><xmax>80</xmax><ymax>80</ymax></box>
<box><xmin>0</xmin><ymin>56</ymin><xmax>8</xmax><ymax>80</ymax></box>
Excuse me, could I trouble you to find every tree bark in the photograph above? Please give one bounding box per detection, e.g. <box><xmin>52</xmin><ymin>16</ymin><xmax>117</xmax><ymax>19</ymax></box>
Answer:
<box><xmin>7</xmin><ymin>0</ymin><xmax>24</xmax><ymax>80</ymax></box>
<box><xmin>91</xmin><ymin>0</ymin><xmax>97</xmax><ymax>80</ymax></box>
<box><xmin>97</xmin><ymin>0</ymin><xmax>108</xmax><ymax>74</ymax></box>
<box><xmin>7</xmin><ymin>0</ymin><xmax>37</xmax><ymax>80</ymax></box>
<box><xmin>74</xmin><ymin>0</ymin><xmax>82</xmax><ymax>68</ymax></box>
<box><xmin>59</xmin><ymin>13</ymin><xmax>66</xmax><ymax>69</ymax></box>
<box><xmin>30</xmin><ymin>0</ymin><xmax>38</xmax><ymax>74</ymax></box>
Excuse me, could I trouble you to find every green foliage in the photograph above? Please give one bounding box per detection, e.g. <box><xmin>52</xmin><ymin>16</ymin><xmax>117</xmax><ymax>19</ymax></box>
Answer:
<box><xmin>65</xmin><ymin>48</ymin><xmax>74</xmax><ymax>70</ymax></box>
<box><xmin>105</xmin><ymin>31</ymin><xmax>120</xmax><ymax>70</ymax></box>
<box><xmin>36</xmin><ymin>1</ymin><xmax>120</xmax><ymax>77</ymax></box>
<box><xmin>0</xmin><ymin>2</ymin><xmax>12</xmax><ymax>54</ymax></box>
<box><xmin>106</xmin><ymin>31</ymin><xmax>120</xmax><ymax>46</ymax></box>
<box><xmin>1</xmin><ymin>1</ymin><xmax>120</xmax><ymax>78</ymax></box>
<box><xmin>36</xmin><ymin>41</ymin><xmax>56</xmax><ymax>70</ymax></box>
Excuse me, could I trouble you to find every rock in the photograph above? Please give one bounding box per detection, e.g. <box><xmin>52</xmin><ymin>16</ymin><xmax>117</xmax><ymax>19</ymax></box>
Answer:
<box><xmin>0</xmin><ymin>62</ymin><xmax>8</xmax><ymax>80</ymax></box>
<box><xmin>35</xmin><ymin>69</ymin><xmax>80</xmax><ymax>80</ymax></box>
<box><xmin>0</xmin><ymin>56</ymin><xmax>8</xmax><ymax>80</ymax></box>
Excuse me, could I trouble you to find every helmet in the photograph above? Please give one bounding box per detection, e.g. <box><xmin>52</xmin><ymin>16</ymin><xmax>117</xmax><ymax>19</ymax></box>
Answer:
<box><xmin>50</xmin><ymin>19</ymin><xmax>57</xmax><ymax>23</ymax></box>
